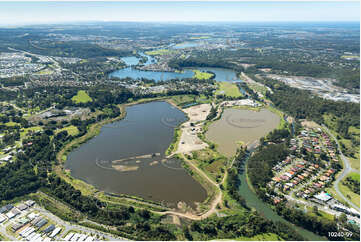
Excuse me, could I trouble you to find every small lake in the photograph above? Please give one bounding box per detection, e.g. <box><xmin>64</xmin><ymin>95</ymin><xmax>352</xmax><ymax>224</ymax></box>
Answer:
<box><xmin>66</xmin><ymin>101</ymin><xmax>207</xmax><ymax>207</ymax></box>
<box><xmin>206</xmin><ymin>108</ymin><xmax>280</xmax><ymax>157</ymax></box>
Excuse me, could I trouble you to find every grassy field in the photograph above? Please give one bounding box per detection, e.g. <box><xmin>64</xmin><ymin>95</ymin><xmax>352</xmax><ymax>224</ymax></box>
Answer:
<box><xmin>339</xmin><ymin>179</ymin><xmax>360</xmax><ymax>207</ymax></box>
<box><xmin>192</xmin><ymin>70</ymin><xmax>214</xmax><ymax>80</ymax></box>
<box><xmin>307</xmin><ymin>207</ymin><xmax>334</xmax><ymax>221</ymax></box>
<box><xmin>4</xmin><ymin>121</ymin><xmax>18</xmax><ymax>127</ymax></box>
<box><xmin>323</xmin><ymin>113</ymin><xmax>359</xmax><ymax>168</ymax></box>
<box><xmin>145</xmin><ymin>49</ymin><xmax>174</xmax><ymax>56</ymax></box>
<box><xmin>57</xmin><ymin>125</ymin><xmax>79</xmax><ymax>136</ymax></box>
<box><xmin>216</xmin><ymin>82</ymin><xmax>242</xmax><ymax>98</ymax></box>
<box><xmin>71</xmin><ymin>90</ymin><xmax>92</xmax><ymax>104</ymax></box>
<box><xmin>341</xmin><ymin>55</ymin><xmax>360</xmax><ymax>60</ymax></box>
<box><xmin>326</xmin><ymin>181</ymin><xmax>360</xmax><ymax>208</ymax></box>
<box><xmin>347</xmin><ymin>154</ymin><xmax>360</xmax><ymax>171</ymax></box>
<box><xmin>191</xmin><ymin>148</ymin><xmax>227</xmax><ymax>183</ymax></box>
<box><xmin>165</xmin><ymin>128</ymin><xmax>182</xmax><ymax>156</ymax></box>
<box><xmin>29</xmin><ymin>191</ymin><xmax>84</xmax><ymax>222</ymax></box>
<box><xmin>168</xmin><ymin>94</ymin><xmax>212</xmax><ymax>107</ymax></box>
<box><xmin>247</xmin><ymin>83</ymin><xmax>268</xmax><ymax>95</ymax></box>
<box><xmin>348</xmin><ymin>172</ymin><xmax>360</xmax><ymax>182</ymax></box>
<box><xmin>20</xmin><ymin>126</ymin><xmax>42</xmax><ymax>139</ymax></box>
<box><xmin>169</xmin><ymin>95</ymin><xmax>196</xmax><ymax>106</ymax></box>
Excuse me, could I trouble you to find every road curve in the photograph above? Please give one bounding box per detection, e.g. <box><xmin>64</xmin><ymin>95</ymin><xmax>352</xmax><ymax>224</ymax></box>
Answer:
<box><xmin>322</xmin><ymin>125</ymin><xmax>359</xmax><ymax>211</ymax></box>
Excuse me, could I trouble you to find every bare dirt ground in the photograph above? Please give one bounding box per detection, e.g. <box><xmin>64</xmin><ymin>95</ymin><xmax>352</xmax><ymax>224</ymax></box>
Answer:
<box><xmin>301</xmin><ymin>120</ymin><xmax>321</xmax><ymax>129</ymax></box>
<box><xmin>175</xmin><ymin>104</ymin><xmax>211</xmax><ymax>154</ymax></box>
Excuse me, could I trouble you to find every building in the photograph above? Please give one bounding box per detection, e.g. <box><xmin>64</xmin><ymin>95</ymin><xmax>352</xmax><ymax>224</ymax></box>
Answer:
<box><xmin>313</xmin><ymin>191</ymin><xmax>332</xmax><ymax>203</ymax></box>
<box><xmin>17</xmin><ymin>203</ymin><xmax>28</xmax><ymax>211</ymax></box>
<box><xmin>43</xmin><ymin>224</ymin><xmax>55</xmax><ymax>234</ymax></box>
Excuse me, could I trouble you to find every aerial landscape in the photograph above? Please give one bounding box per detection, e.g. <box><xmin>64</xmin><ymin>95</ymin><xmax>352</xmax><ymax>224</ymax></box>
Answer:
<box><xmin>0</xmin><ymin>1</ymin><xmax>360</xmax><ymax>241</ymax></box>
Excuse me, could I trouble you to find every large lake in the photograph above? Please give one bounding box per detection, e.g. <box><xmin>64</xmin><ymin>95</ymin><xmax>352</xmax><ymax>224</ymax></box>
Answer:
<box><xmin>206</xmin><ymin>108</ymin><xmax>280</xmax><ymax>157</ymax></box>
<box><xmin>110</xmin><ymin>67</ymin><xmax>195</xmax><ymax>81</ymax></box>
<box><xmin>110</xmin><ymin>66</ymin><xmax>242</xmax><ymax>82</ymax></box>
<box><xmin>66</xmin><ymin>101</ymin><xmax>207</xmax><ymax>208</ymax></box>
<box><xmin>110</xmin><ymin>53</ymin><xmax>243</xmax><ymax>83</ymax></box>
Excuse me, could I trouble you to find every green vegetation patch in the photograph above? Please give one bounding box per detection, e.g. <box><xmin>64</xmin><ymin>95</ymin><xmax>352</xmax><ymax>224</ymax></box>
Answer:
<box><xmin>71</xmin><ymin>90</ymin><xmax>93</xmax><ymax>104</ymax></box>
<box><xmin>348</xmin><ymin>172</ymin><xmax>360</xmax><ymax>182</ymax></box>
<box><xmin>169</xmin><ymin>95</ymin><xmax>196</xmax><ymax>106</ymax></box>
<box><xmin>247</xmin><ymin>83</ymin><xmax>268</xmax><ymax>95</ymax></box>
<box><xmin>4</xmin><ymin>121</ymin><xmax>18</xmax><ymax>127</ymax></box>
<box><xmin>30</xmin><ymin>192</ymin><xmax>84</xmax><ymax>222</ymax></box>
<box><xmin>192</xmin><ymin>70</ymin><xmax>214</xmax><ymax>80</ymax></box>
<box><xmin>145</xmin><ymin>49</ymin><xmax>174</xmax><ymax>56</ymax></box>
<box><xmin>339</xmin><ymin>180</ymin><xmax>360</xmax><ymax>207</ymax></box>
<box><xmin>347</xmin><ymin>153</ymin><xmax>360</xmax><ymax>170</ymax></box>
<box><xmin>192</xmin><ymin>148</ymin><xmax>227</xmax><ymax>183</ymax></box>
<box><xmin>216</xmin><ymin>82</ymin><xmax>242</xmax><ymax>98</ymax></box>
<box><xmin>341</xmin><ymin>55</ymin><xmax>360</xmax><ymax>60</ymax></box>
<box><xmin>58</xmin><ymin>125</ymin><xmax>79</xmax><ymax>136</ymax></box>
<box><xmin>20</xmin><ymin>126</ymin><xmax>42</xmax><ymax>139</ymax></box>
<box><xmin>234</xmin><ymin>233</ymin><xmax>283</xmax><ymax>241</ymax></box>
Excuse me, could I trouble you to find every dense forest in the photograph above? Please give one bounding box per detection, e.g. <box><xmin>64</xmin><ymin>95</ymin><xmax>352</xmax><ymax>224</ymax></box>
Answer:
<box><xmin>189</xmin><ymin>211</ymin><xmax>304</xmax><ymax>241</ymax></box>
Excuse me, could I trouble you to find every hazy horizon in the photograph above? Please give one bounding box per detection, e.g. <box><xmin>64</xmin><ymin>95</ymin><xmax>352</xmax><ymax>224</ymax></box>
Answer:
<box><xmin>0</xmin><ymin>1</ymin><xmax>359</xmax><ymax>25</ymax></box>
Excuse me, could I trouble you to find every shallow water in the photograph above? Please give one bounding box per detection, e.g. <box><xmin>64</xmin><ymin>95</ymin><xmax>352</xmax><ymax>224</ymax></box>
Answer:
<box><xmin>206</xmin><ymin>108</ymin><xmax>280</xmax><ymax>157</ymax></box>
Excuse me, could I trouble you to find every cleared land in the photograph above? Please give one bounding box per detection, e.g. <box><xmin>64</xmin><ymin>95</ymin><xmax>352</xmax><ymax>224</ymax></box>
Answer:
<box><xmin>57</xmin><ymin>125</ymin><xmax>79</xmax><ymax>136</ymax></box>
<box><xmin>339</xmin><ymin>176</ymin><xmax>360</xmax><ymax>207</ymax></box>
<box><xmin>216</xmin><ymin>82</ymin><xmax>242</xmax><ymax>97</ymax></box>
<box><xmin>20</xmin><ymin>126</ymin><xmax>42</xmax><ymax>139</ymax></box>
<box><xmin>175</xmin><ymin>104</ymin><xmax>211</xmax><ymax>154</ymax></box>
<box><xmin>71</xmin><ymin>90</ymin><xmax>92</xmax><ymax>104</ymax></box>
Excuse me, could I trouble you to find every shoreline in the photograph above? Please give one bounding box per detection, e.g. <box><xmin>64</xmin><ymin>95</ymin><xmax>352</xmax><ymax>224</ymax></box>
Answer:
<box><xmin>55</xmin><ymin>97</ymin><xmax>216</xmax><ymax>214</ymax></box>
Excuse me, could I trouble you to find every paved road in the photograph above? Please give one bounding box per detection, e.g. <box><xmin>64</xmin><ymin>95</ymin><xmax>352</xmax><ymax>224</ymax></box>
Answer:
<box><xmin>322</xmin><ymin>125</ymin><xmax>359</xmax><ymax>211</ymax></box>
<box><xmin>0</xmin><ymin>223</ymin><xmax>17</xmax><ymax>241</ymax></box>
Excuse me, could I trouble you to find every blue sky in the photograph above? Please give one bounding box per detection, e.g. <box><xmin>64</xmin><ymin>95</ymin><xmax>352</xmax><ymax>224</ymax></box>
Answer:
<box><xmin>0</xmin><ymin>1</ymin><xmax>359</xmax><ymax>25</ymax></box>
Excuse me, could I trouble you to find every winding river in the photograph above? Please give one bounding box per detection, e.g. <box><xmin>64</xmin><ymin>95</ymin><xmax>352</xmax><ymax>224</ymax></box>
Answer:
<box><xmin>238</xmin><ymin>158</ymin><xmax>326</xmax><ymax>241</ymax></box>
